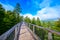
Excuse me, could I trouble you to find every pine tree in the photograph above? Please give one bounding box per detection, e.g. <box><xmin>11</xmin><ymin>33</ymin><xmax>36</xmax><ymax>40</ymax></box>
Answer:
<box><xmin>24</xmin><ymin>16</ymin><xmax>31</xmax><ymax>23</ymax></box>
<box><xmin>36</xmin><ymin>17</ymin><xmax>41</xmax><ymax>26</ymax></box>
<box><xmin>31</xmin><ymin>17</ymin><xmax>36</xmax><ymax>24</ymax></box>
<box><xmin>13</xmin><ymin>3</ymin><xmax>21</xmax><ymax>22</ymax></box>
<box><xmin>0</xmin><ymin>4</ymin><xmax>5</xmax><ymax>35</ymax></box>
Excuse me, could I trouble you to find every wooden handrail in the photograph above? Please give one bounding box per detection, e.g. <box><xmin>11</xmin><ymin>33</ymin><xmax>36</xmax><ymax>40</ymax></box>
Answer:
<box><xmin>27</xmin><ymin>25</ymin><xmax>40</xmax><ymax>40</ymax></box>
<box><xmin>26</xmin><ymin>22</ymin><xmax>60</xmax><ymax>40</ymax></box>
<box><xmin>28</xmin><ymin>23</ymin><xmax>60</xmax><ymax>35</ymax></box>
<box><xmin>0</xmin><ymin>22</ymin><xmax>60</xmax><ymax>40</ymax></box>
<box><xmin>0</xmin><ymin>23</ymin><xmax>21</xmax><ymax>40</ymax></box>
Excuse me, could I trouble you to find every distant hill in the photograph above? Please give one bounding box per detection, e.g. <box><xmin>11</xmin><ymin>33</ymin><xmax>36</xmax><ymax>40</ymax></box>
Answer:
<box><xmin>41</xmin><ymin>18</ymin><xmax>58</xmax><ymax>22</ymax></box>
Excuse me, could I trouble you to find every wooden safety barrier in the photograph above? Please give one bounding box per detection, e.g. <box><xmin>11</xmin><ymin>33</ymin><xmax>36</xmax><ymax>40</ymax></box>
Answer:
<box><xmin>0</xmin><ymin>22</ymin><xmax>21</xmax><ymax>40</ymax></box>
<box><xmin>26</xmin><ymin>22</ymin><xmax>60</xmax><ymax>40</ymax></box>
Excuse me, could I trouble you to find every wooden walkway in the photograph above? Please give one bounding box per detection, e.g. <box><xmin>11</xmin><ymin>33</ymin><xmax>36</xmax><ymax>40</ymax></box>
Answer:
<box><xmin>18</xmin><ymin>23</ymin><xmax>35</xmax><ymax>40</ymax></box>
<box><xmin>0</xmin><ymin>22</ymin><xmax>60</xmax><ymax>40</ymax></box>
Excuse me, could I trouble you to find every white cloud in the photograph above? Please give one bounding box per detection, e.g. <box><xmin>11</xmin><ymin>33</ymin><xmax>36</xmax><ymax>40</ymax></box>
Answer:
<box><xmin>0</xmin><ymin>2</ymin><xmax>14</xmax><ymax>11</ymax></box>
<box><xmin>32</xmin><ymin>0</ymin><xmax>52</xmax><ymax>8</ymax></box>
<box><xmin>23</xmin><ymin>13</ymin><xmax>39</xmax><ymax>20</ymax></box>
<box><xmin>39</xmin><ymin>0</ymin><xmax>51</xmax><ymax>8</ymax></box>
<box><xmin>23</xmin><ymin>13</ymin><xmax>33</xmax><ymax>19</ymax></box>
<box><xmin>30</xmin><ymin>0</ymin><xmax>60</xmax><ymax>20</ymax></box>
<box><xmin>21</xmin><ymin>0</ymin><xmax>60</xmax><ymax>20</ymax></box>
<box><xmin>22</xmin><ymin>6</ymin><xmax>60</xmax><ymax>20</ymax></box>
<box><xmin>37</xmin><ymin>7</ymin><xmax>60</xmax><ymax>20</ymax></box>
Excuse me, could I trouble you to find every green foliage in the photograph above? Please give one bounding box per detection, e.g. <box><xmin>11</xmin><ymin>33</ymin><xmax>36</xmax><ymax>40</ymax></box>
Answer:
<box><xmin>36</xmin><ymin>17</ymin><xmax>41</xmax><ymax>26</ymax></box>
<box><xmin>0</xmin><ymin>4</ymin><xmax>5</xmax><ymax>24</ymax></box>
<box><xmin>13</xmin><ymin>3</ymin><xmax>21</xmax><ymax>22</ymax></box>
<box><xmin>55</xmin><ymin>19</ymin><xmax>60</xmax><ymax>27</ymax></box>
<box><xmin>0</xmin><ymin>3</ymin><xmax>22</xmax><ymax>35</ymax></box>
<box><xmin>31</xmin><ymin>17</ymin><xmax>36</xmax><ymax>24</ymax></box>
<box><xmin>24</xmin><ymin>16</ymin><xmax>31</xmax><ymax>23</ymax></box>
<box><xmin>0</xmin><ymin>4</ymin><xmax>5</xmax><ymax>35</ymax></box>
<box><xmin>19</xmin><ymin>16</ymin><xmax>23</xmax><ymax>22</ymax></box>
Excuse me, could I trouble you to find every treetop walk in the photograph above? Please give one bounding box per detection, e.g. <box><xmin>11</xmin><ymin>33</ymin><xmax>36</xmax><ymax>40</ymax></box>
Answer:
<box><xmin>0</xmin><ymin>22</ymin><xmax>60</xmax><ymax>40</ymax></box>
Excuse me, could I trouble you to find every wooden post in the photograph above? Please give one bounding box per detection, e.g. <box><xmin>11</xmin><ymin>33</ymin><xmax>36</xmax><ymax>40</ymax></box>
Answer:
<box><xmin>48</xmin><ymin>27</ymin><xmax>53</xmax><ymax>40</ymax></box>
<box><xmin>48</xmin><ymin>32</ymin><xmax>53</xmax><ymax>40</ymax></box>
<box><xmin>33</xmin><ymin>25</ymin><xmax>35</xmax><ymax>33</ymax></box>
<box><xmin>14</xmin><ymin>26</ymin><xmax>18</xmax><ymax>40</ymax></box>
<box><xmin>17</xmin><ymin>25</ymin><xmax>19</xmax><ymax>33</ymax></box>
<box><xmin>29</xmin><ymin>24</ymin><xmax>30</xmax><ymax>28</ymax></box>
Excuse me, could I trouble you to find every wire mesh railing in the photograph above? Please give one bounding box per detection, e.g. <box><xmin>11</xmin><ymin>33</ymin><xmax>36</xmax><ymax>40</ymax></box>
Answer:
<box><xmin>0</xmin><ymin>22</ymin><xmax>60</xmax><ymax>40</ymax></box>
<box><xmin>0</xmin><ymin>22</ymin><xmax>21</xmax><ymax>40</ymax></box>
<box><xmin>27</xmin><ymin>23</ymin><xmax>60</xmax><ymax>40</ymax></box>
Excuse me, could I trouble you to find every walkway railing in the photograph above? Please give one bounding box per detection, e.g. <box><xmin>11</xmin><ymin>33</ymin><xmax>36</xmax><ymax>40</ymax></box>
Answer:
<box><xmin>26</xmin><ymin>22</ymin><xmax>60</xmax><ymax>40</ymax></box>
<box><xmin>0</xmin><ymin>22</ymin><xmax>21</xmax><ymax>40</ymax></box>
<box><xmin>0</xmin><ymin>22</ymin><xmax>60</xmax><ymax>40</ymax></box>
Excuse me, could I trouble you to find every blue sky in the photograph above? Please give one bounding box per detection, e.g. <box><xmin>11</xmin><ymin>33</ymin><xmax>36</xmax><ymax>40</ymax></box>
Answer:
<box><xmin>0</xmin><ymin>0</ymin><xmax>60</xmax><ymax>20</ymax></box>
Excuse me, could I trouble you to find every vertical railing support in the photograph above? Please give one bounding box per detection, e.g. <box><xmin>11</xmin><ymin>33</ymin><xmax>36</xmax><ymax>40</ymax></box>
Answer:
<box><xmin>48</xmin><ymin>32</ymin><xmax>53</xmax><ymax>40</ymax></box>
<box><xmin>48</xmin><ymin>27</ymin><xmax>53</xmax><ymax>40</ymax></box>
<box><xmin>17</xmin><ymin>25</ymin><xmax>19</xmax><ymax>34</ymax></box>
<box><xmin>33</xmin><ymin>25</ymin><xmax>35</xmax><ymax>33</ymax></box>
<box><xmin>14</xmin><ymin>26</ymin><xmax>18</xmax><ymax>40</ymax></box>
<box><xmin>29</xmin><ymin>24</ymin><xmax>30</xmax><ymax>28</ymax></box>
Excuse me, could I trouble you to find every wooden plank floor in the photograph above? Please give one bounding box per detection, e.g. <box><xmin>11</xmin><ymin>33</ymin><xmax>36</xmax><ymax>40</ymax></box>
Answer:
<box><xmin>18</xmin><ymin>23</ymin><xmax>35</xmax><ymax>40</ymax></box>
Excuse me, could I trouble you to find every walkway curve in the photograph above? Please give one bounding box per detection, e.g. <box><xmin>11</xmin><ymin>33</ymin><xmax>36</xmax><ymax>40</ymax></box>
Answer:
<box><xmin>18</xmin><ymin>23</ymin><xmax>35</xmax><ymax>40</ymax></box>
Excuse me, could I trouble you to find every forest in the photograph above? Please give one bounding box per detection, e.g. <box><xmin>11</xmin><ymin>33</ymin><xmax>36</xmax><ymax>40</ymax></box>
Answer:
<box><xmin>0</xmin><ymin>3</ymin><xmax>60</xmax><ymax>40</ymax></box>
<box><xmin>0</xmin><ymin>3</ymin><xmax>23</xmax><ymax>35</ymax></box>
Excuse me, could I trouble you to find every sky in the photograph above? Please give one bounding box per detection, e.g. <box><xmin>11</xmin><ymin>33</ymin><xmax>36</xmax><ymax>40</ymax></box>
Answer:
<box><xmin>0</xmin><ymin>0</ymin><xmax>60</xmax><ymax>20</ymax></box>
